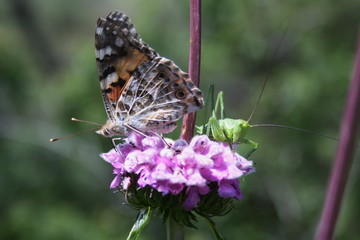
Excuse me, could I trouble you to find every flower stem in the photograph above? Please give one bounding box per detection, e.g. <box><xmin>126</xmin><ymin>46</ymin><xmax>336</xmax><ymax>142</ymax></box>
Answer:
<box><xmin>181</xmin><ymin>0</ymin><xmax>202</xmax><ymax>142</ymax></box>
<box><xmin>166</xmin><ymin>217</ymin><xmax>184</xmax><ymax>240</ymax></box>
<box><xmin>174</xmin><ymin>1</ymin><xmax>201</xmax><ymax>239</ymax></box>
<box><xmin>315</xmin><ymin>32</ymin><xmax>360</xmax><ymax>239</ymax></box>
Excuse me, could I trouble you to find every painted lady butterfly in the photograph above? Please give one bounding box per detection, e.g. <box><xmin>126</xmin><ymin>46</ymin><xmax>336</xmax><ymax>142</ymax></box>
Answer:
<box><xmin>95</xmin><ymin>11</ymin><xmax>204</xmax><ymax>137</ymax></box>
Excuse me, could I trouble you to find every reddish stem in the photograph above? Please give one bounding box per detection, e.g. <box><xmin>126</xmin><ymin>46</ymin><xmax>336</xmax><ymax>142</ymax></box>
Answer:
<box><xmin>180</xmin><ymin>0</ymin><xmax>202</xmax><ymax>142</ymax></box>
<box><xmin>168</xmin><ymin>1</ymin><xmax>202</xmax><ymax>239</ymax></box>
<box><xmin>315</xmin><ymin>33</ymin><xmax>360</xmax><ymax>239</ymax></box>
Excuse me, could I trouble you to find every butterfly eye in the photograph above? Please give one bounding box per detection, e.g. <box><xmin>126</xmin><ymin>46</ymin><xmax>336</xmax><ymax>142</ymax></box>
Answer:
<box><xmin>156</xmin><ymin>71</ymin><xmax>166</xmax><ymax>79</ymax></box>
<box><xmin>104</xmin><ymin>128</ymin><xmax>111</xmax><ymax>136</ymax></box>
<box><xmin>175</xmin><ymin>90</ymin><xmax>186</xmax><ymax>99</ymax></box>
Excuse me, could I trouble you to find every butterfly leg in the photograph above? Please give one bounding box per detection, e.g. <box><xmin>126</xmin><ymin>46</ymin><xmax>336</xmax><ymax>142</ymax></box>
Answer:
<box><xmin>124</xmin><ymin>123</ymin><xmax>171</xmax><ymax>148</ymax></box>
<box><xmin>124</xmin><ymin>123</ymin><xmax>149</xmax><ymax>138</ymax></box>
<box><xmin>111</xmin><ymin>137</ymin><xmax>124</xmax><ymax>148</ymax></box>
<box><xmin>153</xmin><ymin>132</ymin><xmax>171</xmax><ymax>148</ymax></box>
<box><xmin>111</xmin><ymin>137</ymin><xmax>125</xmax><ymax>156</ymax></box>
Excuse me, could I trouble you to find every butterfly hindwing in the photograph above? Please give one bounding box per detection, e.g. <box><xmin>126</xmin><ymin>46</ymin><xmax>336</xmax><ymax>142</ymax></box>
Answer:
<box><xmin>121</xmin><ymin>58</ymin><xmax>203</xmax><ymax>132</ymax></box>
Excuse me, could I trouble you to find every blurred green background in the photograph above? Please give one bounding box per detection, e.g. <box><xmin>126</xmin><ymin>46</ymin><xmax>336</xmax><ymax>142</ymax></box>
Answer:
<box><xmin>1</xmin><ymin>0</ymin><xmax>359</xmax><ymax>239</ymax></box>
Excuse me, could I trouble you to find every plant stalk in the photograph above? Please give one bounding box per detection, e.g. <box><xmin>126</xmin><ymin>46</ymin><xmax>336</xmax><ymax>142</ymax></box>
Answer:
<box><xmin>180</xmin><ymin>0</ymin><xmax>202</xmax><ymax>143</ymax></box>
<box><xmin>315</xmin><ymin>32</ymin><xmax>360</xmax><ymax>239</ymax></box>
<box><xmin>174</xmin><ymin>0</ymin><xmax>201</xmax><ymax>238</ymax></box>
<box><xmin>167</xmin><ymin>217</ymin><xmax>184</xmax><ymax>240</ymax></box>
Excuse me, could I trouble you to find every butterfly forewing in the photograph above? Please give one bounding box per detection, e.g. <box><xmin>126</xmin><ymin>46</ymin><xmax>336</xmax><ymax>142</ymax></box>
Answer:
<box><xmin>95</xmin><ymin>11</ymin><xmax>203</xmax><ymax>137</ymax></box>
<box><xmin>95</xmin><ymin>11</ymin><xmax>158</xmax><ymax>120</ymax></box>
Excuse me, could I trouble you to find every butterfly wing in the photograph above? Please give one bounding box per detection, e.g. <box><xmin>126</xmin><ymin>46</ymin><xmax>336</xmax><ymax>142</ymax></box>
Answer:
<box><xmin>95</xmin><ymin>11</ymin><xmax>158</xmax><ymax>122</ymax></box>
<box><xmin>120</xmin><ymin>57</ymin><xmax>204</xmax><ymax>133</ymax></box>
<box><xmin>95</xmin><ymin>11</ymin><xmax>203</xmax><ymax>136</ymax></box>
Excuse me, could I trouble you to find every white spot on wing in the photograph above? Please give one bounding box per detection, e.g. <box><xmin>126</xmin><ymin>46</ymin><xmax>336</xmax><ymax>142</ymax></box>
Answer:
<box><xmin>106</xmin><ymin>72</ymin><xmax>118</xmax><ymax>83</ymax></box>
<box><xmin>96</xmin><ymin>27</ymin><xmax>103</xmax><ymax>35</ymax></box>
<box><xmin>96</xmin><ymin>46</ymin><xmax>116</xmax><ymax>60</ymax></box>
<box><xmin>130</xmin><ymin>28</ymin><xmax>136</xmax><ymax>35</ymax></box>
<box><xmin>115</xmin><ymin>37</ymin><xmax>124</xmax><ymax>47</ymax></box>
<box><xmin>96</xmin><ymin>48</ymin><xmax>105</xmax><ymax>60</ymax></box>
<box><xmin>105</xmin><ymin>46</ymin><xmax>113</xmax><ymax>56</ymax></box>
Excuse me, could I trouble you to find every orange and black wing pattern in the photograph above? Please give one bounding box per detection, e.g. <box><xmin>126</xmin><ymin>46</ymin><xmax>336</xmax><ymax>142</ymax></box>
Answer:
<box><xmin>95</xmin><ymin>11</ymin><xmax>158</xmax><ymax>121</ymax></box>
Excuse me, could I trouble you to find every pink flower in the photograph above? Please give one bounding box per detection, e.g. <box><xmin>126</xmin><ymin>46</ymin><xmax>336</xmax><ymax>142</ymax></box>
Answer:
<box><xmin>100</xmin><ymin>133</ymin><xmax>254</xmax><ymax>211</ymax></box>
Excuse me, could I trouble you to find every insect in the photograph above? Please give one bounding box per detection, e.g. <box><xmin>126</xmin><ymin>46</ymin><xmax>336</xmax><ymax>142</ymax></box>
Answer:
<box><xmin>197</xmin><ymin>86</ymin><xmax>258</xmax><ymax>157</ymax></box>
<box><xmin>197</xmin><ymin>82</ymin><xmax>339</xmax><ymax>158</ymax></box>
<box><xmin>95</xmin><ymin>11</ymin><xmax>204</xmax><ymax>138</ymax></box>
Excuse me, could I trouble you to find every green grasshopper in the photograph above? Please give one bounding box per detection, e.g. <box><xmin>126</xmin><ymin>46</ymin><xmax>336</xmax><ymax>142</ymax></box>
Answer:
<box><xmin>196</xmin><ymin>84</ymin><xmax>340</xmax><ymax>158</ymax></box>
<box><xmin>196</xmin><ymin>85</ymin><xmax>258</xmax><ymax>158</ymax></box>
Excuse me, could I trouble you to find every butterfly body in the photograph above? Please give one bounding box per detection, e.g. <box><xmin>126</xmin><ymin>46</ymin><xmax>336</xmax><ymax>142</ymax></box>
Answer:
<box><xmin>95</xmin><ymin>11</ymin><xmax>203</xmax><ymax>137</ymax></box>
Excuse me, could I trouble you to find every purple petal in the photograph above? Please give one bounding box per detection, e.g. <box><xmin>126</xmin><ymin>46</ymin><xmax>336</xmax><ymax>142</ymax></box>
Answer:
<box><xmin>110</xmin><ymin>175</ymin><xmax>121</xmax><ymax>188</ymax></box>
<box><xmin>183</xmin><ymin>187</ymin><xmax>201</xmax><ymax>211</ymax></box>
<box><xmin>137</xmin><ymin>169</ymin><xmax>152</xmax><ymax>187</ymax></box>
<box><xmin>189</xmin><ymin>135</ymin><xmax>211</xmax><ymax>153</ymax></box>
<box><xmin>175</xmin><ymin>147</ymin><xmax>196</xmax><ymax>167</ymax></box>
<box><xmin>197</xmin><ymin>185</ymin><xmax>210</xmax><ymax>195</ymax></box>
<box><xmin>121</xmin><ymin>176</ymin><xmax>131</xmax><ymax>190</ymax></box>
<box><xmin>100</xmin><ymin>149</ymin><xmax>121</xmax><ymax>163</ymax></box>
<box><xmin>194</xmin><ymin>154</ymin><xmax>213</xmax><ymax>168</ymax></box>
<box><xmin>183</xmin><ymin>185</ymin><xmax>210</xmax><ymax>211</ymax></box>
<box><xmin>205</xmin><ymin>142</ymin><xmax>226</xmax><ymax>157</ymax></box>
<box><xmin>218</xmin><ymin>179</ymin><xmax>242</xmax><ymax>200</ymax></box>
<box><xmin>151</xmin><ymin>163</ymin><xmax>173</xmax><ymax>180</ymax></box>
<box><xmin>168</xmin><ymin>168</ymin><xmax>187</xmax><ymax>184</ymax></box>
<box><xmin>185</xmin><ymin>169</ymin><xmax>207</xmax><ymax>186</ymax></box>
<box><xmin>142</xmin><ymin>136</ymin><xmax>165</xmax><ymax>149</ymax></box>
<box><xmin>160</xmin><ymin>148</ymin><xmax>174</xmax><ymax>158</ymax></box>
<box><xmin>227</xmin><ymin>165</ymin><xmax>245</xmax><ymax>179</ymax></box>
<box><xmin>126</xmin><ymin>132</ymin><xmax>145</xmax><ymax>148</ymax></box>
<box><xmin>152</xmin><ymin>180</ymin><xmax>171</xmax><ymax>194</ymax></box>
<box><xmin>172</xmin><ymin>139</ymin><xmax>189</xmax><ymax>152</ymax></box>
<box><xmin>101</xmin><ymin>134</ymin><xmax>254</xmax><ymax>205</ymax></box>
<box><xmin>235</xmin><ymin>154</ymin><xmax>255</xmax><ymax>175</ymax></box>
<box><xmin>168</xmin><ymin>183</ymin><xmax>184</xmax><ymax>195</ymax></box>
<box><xmin>118</xmin><ymin>143</ymin><xmax>137</xmax><ymax>156</ymax></box>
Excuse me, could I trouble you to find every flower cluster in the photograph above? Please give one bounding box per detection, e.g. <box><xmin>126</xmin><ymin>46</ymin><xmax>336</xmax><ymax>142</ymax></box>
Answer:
<box><xmin>100</xmin><ymin>133</ymin><xmax>254</xmax><ymax>211</ymax></box>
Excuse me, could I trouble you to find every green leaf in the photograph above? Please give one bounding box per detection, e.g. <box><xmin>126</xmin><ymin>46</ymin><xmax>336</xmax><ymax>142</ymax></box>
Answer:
<box><xmin>204</xmin><ymin>216</ymin><xmax>225</xmax><ymax>240</ymax></box>
<box><xmin>126</xmin><ymin>207</ymin><xmax>152</xmax><ymax>240</ymax></box>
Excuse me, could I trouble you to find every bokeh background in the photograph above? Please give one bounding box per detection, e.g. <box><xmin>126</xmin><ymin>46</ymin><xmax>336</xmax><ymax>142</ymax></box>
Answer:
<box><xmin>1</xmin><ymin>0</ymin><xmax>359</xmax><ymax>239</ymax></box>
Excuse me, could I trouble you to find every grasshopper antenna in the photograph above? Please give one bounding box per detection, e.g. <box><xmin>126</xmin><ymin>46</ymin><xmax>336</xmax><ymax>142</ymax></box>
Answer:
<box><xmin>247</xmin><ymin>28</ymin><xmax>289</xmax><ymax>123</ymax></box>
<box><xmin>252</xmin><ymin>123</ymin><xmax>360</xmax><ymax>146</ymax></box>
<box><xmin>49</xmin><ymin>118</ymin><xmax>102</xmax><ymax>142</ymax></box>
<box><xmin>252</xmin><ymin>123</ymin><xmax>338</xmax><ymax>141</ymax></box>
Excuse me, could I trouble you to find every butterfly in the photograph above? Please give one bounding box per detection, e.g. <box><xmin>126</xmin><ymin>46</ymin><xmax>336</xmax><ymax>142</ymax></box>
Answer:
<box><xmin>94</xmin><ymin>11</ymin><xmax>204</xmax><ymax>138</ymax></box>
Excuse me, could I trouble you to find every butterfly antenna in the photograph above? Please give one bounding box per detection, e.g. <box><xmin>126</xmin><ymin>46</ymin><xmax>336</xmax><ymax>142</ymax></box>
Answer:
<box><xmin>49</xmin><ymin>127</ymin><xmax>99</xmax><ymax>142</ymax></box>
<box><xmin>252</xmin><ymin>123</ymin><xmax>338</xmax><ymax>141</ymax></box>
<box><xmin>50</xmin><ymin>118</ymin><xmax>102</xmax><ymax>142</ymax></box>
<box><xmin>71</xmin><ymin>118</ymin><xmax>102</xmax><ymax>126</ymax></box>
<box><xmin>247</xmin><ymin>28</ymin><xmax>289</xmax><ymax>123</ymax></box>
